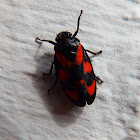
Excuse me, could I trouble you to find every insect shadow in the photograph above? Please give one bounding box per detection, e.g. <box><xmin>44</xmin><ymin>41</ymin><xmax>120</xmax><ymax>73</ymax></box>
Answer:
<box><xmin>32</xmin><ymin>49</ymin><xmax>83</xmax><ymax>127</ymax></box>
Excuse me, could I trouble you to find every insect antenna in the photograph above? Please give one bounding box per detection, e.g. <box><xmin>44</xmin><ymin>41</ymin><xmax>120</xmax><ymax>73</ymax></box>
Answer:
<box><xmin>73</xmin><ymin>10</ymin><xmax>83</xmax><ymax>37</ymax></box>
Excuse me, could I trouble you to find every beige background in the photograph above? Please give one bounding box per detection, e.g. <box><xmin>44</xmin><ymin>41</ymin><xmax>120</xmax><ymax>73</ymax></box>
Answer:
<box><xmin>0</xmin><ymin>0</ymin><xmax>140</xmax><ymax>140</ymax></box>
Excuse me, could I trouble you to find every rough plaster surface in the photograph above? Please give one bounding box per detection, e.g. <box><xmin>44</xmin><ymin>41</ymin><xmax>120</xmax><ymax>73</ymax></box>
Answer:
<box><xmin>0</xmin><ymin>0</ymin><xmax>140</xmax><ymax>140</ymax></box>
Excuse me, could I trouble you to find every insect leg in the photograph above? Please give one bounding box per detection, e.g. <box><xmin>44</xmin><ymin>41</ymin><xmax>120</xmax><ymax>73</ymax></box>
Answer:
<box><xmin>35</xmin><ymin>37</ymin><xmax>56</xmax><ymax>45</ymax></box>
<box><xmin>86</xmin><ymin>50</ymin><xmax>102</xmax><ymax>56</ymax></box>
<box><xmin>95</xmin><ymin>76</ymin><xmax>103</xmax><ymax>84</ymax></box>
<box><xmin>48</xmin><ymin>73</ymin><xmax>58</xmax><ymax>93</ymax></box>
<box><xmin>73</xmin><ymin>10</ymin><xmax>83</xmax><ymax>37</ymax></box>
<box><xmin>43</xmin><ymin>61</ymin><xmax>54</xmax><ymax>76</ymax></box>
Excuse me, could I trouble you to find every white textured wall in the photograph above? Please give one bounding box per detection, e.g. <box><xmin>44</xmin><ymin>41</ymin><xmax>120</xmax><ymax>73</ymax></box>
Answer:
<box><xmin>0</xmin><ymin>0</ymin><xmax>140</xmax><ymax>140</ymax></box>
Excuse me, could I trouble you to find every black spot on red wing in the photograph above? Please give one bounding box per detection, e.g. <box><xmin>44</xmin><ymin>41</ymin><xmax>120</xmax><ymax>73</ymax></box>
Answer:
<box><xmin>81</xmin><ymin>80</ymin><xmax>96</xmax><ymax>105</ymax></box>
<box><xmin>60</xmin><ymin>77</ymin><xmax>87</xmax><ymax>107</ymax></box>
<box><xmin>82</xmin><ymin>47</ymin><xmax>91</xmax><ymax>63</ymax></box>
<box><xmin>71</xmin><ymin>64</ymin><xmax>83</xmax><ymax>81</ymax></box>
<box><xmin>71</xmin><ymin>94</ymin><xmax>86</xmax><ymax>107</ymax></box>
<box><xmin>83</xmin><ymin>72</ymin><xmax>95</xmax><ymax>86</ymax></box>
<box><xmin>82</xmin><ymin>47</ymin><xmax>96</xmax><ymax>86</ymax></box>
<box><xmin>59</xmin><ymin>79</ymin><xmax>75</xmax><ymax>91</ymax></box>
<box><xmin>87</xmin><ymin>87</ymin><xmax>96</xmax><ymax>105</ymax></box>
<box><xmin>65</xmin><ymin>92</ymin><xmax>86</xmax><ymax>107</ymax></box>
<box><xmin>74</xmin><ymin>100</ymin><xmax>86</xmax><ymax>107</ymax></box>
<box><xmin>63</xmin><ymin>82</ymin><xmax>86</xmax><ymax>107</ymax></box>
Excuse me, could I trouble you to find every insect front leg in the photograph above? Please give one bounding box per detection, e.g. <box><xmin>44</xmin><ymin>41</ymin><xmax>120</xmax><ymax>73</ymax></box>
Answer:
<box><xmin>86</xmin><ymin>50</ymin><xmax>102</xmax><ymax>56</ymax></box>
<box><xmin>43</xmin><ymin>61</ymin><xmax>54</xmax><ymax>76</ymax></box>
<box><xmin>35</xmin><ymin>37</ymin><xmax>56</xmax><ymax>45</ymax></box>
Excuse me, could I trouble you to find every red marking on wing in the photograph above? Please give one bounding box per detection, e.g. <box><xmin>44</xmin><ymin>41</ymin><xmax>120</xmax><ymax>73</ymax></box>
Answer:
<box><xmin>65</xmin><ymin>89</ymin><xmax>79</xmax><ymax>101</ymax></box>
<box><xmin>59</xmin><ymin>69</ymin><xmax>70</xmax><ymax>81</ymax></box>
<box><xmin>83</xmin><ymin>61</ymin><xmax>92</xmax><ymax>73</ymax></box>
<box><xmin>74</xmin><ymin>43</ymin><xmax>83</xmax><ymax>65</ymax></box>
<box><xmin>56</xmin><ymin>52</ymin><xmax>72</xmax><ymax>69</ymax></box>
<box><xmin>80</xmin><ymin>79</ymin><xmax>95</xmax><ymax>96</ymax></box>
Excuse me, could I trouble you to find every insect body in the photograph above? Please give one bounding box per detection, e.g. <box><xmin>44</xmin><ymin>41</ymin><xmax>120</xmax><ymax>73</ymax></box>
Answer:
<box><xmin>36</xmin><ymin>10</ymin><xmax>103</xmax><ymax>107</ymax></box>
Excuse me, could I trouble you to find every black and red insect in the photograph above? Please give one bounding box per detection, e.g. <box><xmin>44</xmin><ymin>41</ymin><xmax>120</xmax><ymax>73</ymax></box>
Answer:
<box><xmin>36</xmin><ymin>10</ymin><xmax>103</xmax><ymax>107</ymax></box>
